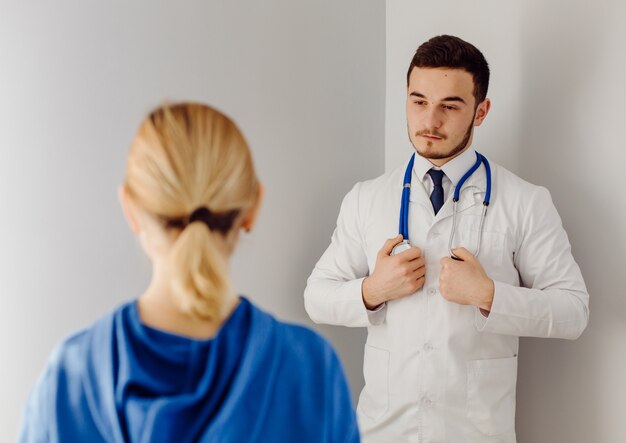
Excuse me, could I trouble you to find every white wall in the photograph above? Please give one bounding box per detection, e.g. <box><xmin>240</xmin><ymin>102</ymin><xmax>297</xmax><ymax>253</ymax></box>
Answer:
<box><xmin>0</xmin><ymin>2</ymin><xmax>385</xmax><ymax>440</ymax></box>
<box><xmin>386</xmin><ymin>1</ymin><xmax>626</xmax><ymax>441</ymax></box>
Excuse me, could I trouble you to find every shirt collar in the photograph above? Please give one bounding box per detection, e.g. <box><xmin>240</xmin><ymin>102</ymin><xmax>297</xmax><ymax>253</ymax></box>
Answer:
<box><xmin>412</xmin><ymin>147</ymin><xmax>477</xmax><ymax>187</ymax></box>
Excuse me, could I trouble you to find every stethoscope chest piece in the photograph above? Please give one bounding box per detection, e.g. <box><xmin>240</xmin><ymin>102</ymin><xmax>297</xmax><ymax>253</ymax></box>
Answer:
<box><xmin>391</xmin><ymin>240</ymin><xmax>412</xmax><ymax>256</ymax></box>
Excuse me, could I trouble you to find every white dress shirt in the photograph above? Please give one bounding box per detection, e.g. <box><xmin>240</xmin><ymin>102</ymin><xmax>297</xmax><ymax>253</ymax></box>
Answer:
<box><xmin>413</xmin><ymin>146</ymin><xmax>478</xmax><ymax>203</ymax></box>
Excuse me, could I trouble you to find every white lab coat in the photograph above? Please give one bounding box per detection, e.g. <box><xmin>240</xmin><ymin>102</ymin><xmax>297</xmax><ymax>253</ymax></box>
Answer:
<box><xmin>304</xmin><ymin>158</ymin><xmax>589</xmax><ymax>443</ymax></box>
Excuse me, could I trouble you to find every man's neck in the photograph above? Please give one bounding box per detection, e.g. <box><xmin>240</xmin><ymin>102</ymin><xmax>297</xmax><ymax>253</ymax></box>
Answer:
<box><xmin>428</xmin><ymin>146</ymin><xmax>471</xmax><ymax>167</ymax></box>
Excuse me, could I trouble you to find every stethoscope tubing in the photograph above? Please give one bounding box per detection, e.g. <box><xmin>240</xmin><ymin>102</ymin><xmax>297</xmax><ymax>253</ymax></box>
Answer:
<box><xmin>398</xmin><ymin>151</ymin><xmax>492</xmax><ymax>259</ymax></box>
<box><xmin>398</xmin><ymin>154</ymin><xmax>416</xmax><ymax>240</ymax></box>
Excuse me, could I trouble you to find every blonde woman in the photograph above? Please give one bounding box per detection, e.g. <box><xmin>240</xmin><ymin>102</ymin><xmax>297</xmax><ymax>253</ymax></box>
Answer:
<box><xmin>19</xmin><ymin>103</ymin><xmax>359</xmax><ymax>443</ymax></box>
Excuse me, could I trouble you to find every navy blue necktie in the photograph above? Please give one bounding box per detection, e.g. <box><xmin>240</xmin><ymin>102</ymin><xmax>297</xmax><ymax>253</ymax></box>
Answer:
<box><xmin>427</xmin><ymin>169</ymin><xmax>445</xmax><ymax>215</ymax></box>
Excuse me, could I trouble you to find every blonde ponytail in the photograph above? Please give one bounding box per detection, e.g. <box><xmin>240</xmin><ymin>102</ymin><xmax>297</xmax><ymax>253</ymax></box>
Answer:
<box><xmin>169</xmin><ymin>224</ymin><xmax>229</xmax><ymax>319</ymax></box>
<box><xmin>124</xmin><ymin>103</ymin><xmax>259</xmax><ymax>320</ymax></box>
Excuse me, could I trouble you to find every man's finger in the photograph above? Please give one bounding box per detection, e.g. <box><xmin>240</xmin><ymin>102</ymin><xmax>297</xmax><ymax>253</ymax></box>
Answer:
<box><xmin>411</xmin><ymin>265</ymin><xmax>426</xmax><ymax>279</ymax></box>
<box><xmin>440</xmin><ymin>256</ymin><xmax>454</xmax><ymax>267</ymax></box>
<box><xmin>451</xmin><ymin>247</ymin><xmax>474</xmax><ymax>261</ymax></box>
<box><xmin>409</xmin><ymin>257</ymin><xmax>425</xmax><ymax>272</ymax></box>
<box><xmin>399</xmin><ymin>246</ymin><xmax>422</xmax><ymax>260</ymax></box>
<box><xmin>380</xmin><ymin>235</ymin><xmax>404</xmax><ymax>256</ymax></box>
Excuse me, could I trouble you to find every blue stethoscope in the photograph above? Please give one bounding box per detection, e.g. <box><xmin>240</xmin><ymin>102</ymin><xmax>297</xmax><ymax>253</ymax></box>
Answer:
<box><xmin>392</xmin><ymin>151</ymin><xmax>492</xmax><ymax>260</ymax></box>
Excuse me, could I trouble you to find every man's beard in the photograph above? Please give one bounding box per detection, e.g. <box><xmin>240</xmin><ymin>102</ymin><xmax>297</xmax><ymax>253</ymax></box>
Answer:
<box><xmin>410</xmin><ymin>112</ymin><xmax>475</xmax><ymax>160</ymax></box>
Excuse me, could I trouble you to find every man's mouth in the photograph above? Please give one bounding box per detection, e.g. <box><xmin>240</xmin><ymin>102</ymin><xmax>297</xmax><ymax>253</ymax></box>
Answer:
<box><xmin>420</xmin><ymin>134</ymin><xmax>443</xmax><ymax>141</ymax></box>
<box><xmin>415</xmin><ymin>129</ymin><xmax>446</xmax><ymax>141</ymax></box>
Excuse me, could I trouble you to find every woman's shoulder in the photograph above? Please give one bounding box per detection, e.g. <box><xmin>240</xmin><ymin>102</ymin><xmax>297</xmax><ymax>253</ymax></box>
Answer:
<box><xmin>278</xmin><ymin>321</ymin><xmax>335</xmax><ymax>353</ymax></box>
<box><xmin>244</xmin><ymin>298</ymin><xmax>340</xmax><ymax>364</ymax></box>
<box><xmin>44</xmin><ymin>302</ymin><xmax>132</xmax><ymax>376</ymax></box>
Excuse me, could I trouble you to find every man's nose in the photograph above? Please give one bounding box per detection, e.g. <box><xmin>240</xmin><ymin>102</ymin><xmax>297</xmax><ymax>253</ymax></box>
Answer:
<box><xmin>423</xmin><ymin>106</ymin><xmax>443</xmax><ymax>129</ymax></box>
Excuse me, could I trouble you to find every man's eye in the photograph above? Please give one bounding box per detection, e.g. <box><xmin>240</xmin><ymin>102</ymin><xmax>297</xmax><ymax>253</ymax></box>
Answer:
<box><xmin>413</xmin><ymin>100</ymin><xmax>426</xmax><ymax>106</ymax></box>
<box><xmin>443</xmin><ymin>105</ymin><xmax>457</xmax><ymax>110</ymax></box>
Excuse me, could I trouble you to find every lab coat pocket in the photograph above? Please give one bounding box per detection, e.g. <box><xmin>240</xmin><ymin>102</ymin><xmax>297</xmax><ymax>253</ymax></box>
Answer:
<box><xmin>455</xmin><ymin>226</ymin><xmax>507</xmax><ymax>267</ymax></box>
<box><xmin>467</xmin><ymin>356</ymin><xmax>517</xmax><ymax>436</ymax></box>
<box><xmin>358</xmin><ymin>345</ymin><xmax>389</xmax><ymax>420</ymax></box>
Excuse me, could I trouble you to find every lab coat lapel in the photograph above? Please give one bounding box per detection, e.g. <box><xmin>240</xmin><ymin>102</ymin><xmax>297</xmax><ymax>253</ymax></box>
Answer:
<box><xmin>407</xmin><ymin>170</ymin><xmax>433</xmax><ymax>211</ymax></box>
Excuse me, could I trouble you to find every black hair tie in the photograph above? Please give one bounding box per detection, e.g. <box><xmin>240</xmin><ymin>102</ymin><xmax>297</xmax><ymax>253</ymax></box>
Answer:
<box><xmin>189</xmin><ymin>207</ymin><xmax>213</xmax><ymax>225</ymax></box>
<box><xmin>187</xmin><ymin>206</ymin><xmax>239</xmax><ymax>235</ymax></box>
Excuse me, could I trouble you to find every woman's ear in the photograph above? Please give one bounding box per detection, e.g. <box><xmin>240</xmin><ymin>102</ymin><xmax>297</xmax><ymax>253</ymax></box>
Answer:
<box><xmin>119</xmin><ymin>185</ymin><xmax>140</xmax><ymax>234</ymax></box>
<box><xmin>241</xmin><ymin>183</ymin><xmax>264</xmax><ymax>233</ymax></box>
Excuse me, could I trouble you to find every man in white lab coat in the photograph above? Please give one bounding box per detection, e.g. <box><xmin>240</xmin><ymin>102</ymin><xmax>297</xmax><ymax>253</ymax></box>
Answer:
<box><xmin>304</xmin><ymin>35</ymin><xmax>589</xmax><ymax>443</ymax></box>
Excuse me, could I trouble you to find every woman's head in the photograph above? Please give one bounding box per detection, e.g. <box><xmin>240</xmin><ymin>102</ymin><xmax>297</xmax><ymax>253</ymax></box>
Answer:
<box><xmin>122</xmin><ymin>102</ymin><xmax>261</xmax><ymax>320</ymax></box>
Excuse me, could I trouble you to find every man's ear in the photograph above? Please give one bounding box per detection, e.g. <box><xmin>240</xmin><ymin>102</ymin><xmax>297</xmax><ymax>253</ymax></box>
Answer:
<box><xmin>241</xmin><ymin>183</ymin><xmax>264</xmax><ymax>232</ymax></box>
<box><xmin>118</xmin><ymin>185</ymin><xmax>140</xmax><ymax>234</ymax></box>
<box><xmin>473</xmin><ymin>98</ymin><xmax>491</xmax><ymax>127</ymax></box>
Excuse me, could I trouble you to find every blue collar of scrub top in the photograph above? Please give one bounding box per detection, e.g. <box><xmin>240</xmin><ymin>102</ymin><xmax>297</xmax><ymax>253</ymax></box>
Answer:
<box><xmin>396</xmin><ymin>151</ymin><xmax>492</xmax><ymax>258</ymax></box>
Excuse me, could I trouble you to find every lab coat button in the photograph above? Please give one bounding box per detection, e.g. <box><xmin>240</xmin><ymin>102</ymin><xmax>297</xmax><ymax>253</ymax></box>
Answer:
<box><xmin>427</xmin><ymin>288</ymin><xmax>436</xmax><ymax>296</ymax></box>
<box><xmin>422</xmin><ymin>397</ymin><xmax>433</xmax><ymax>407</ymax></box>
<box><xmin>423</xmin><ymin>343</ymin><xmax>433</xmax><ymax>352</ymax></box>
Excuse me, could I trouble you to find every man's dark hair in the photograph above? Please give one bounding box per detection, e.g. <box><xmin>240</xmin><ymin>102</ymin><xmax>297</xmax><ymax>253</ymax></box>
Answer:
<box><xmin>407</xmin><ymin>35</ymin><xmax>490</xmax><ymax>106</ymax></box>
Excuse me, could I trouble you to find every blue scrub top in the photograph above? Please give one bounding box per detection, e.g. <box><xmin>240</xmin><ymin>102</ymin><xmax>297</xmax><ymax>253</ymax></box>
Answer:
<box><xmin>19</xmin><ymin>297</ymin><xmax>360</xmax><ymax>443</ymax></box>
